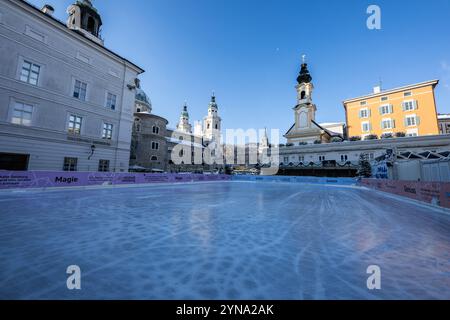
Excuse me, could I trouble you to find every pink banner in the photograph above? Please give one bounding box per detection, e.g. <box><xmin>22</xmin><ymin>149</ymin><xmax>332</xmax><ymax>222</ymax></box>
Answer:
<box><xmin>360</xmin><ymin>178</ymin><xmax>450</xmax><ymax>208</ymax></box>
<box><xmin>0</xmin><ymin>171</ymin><xmax>230</xmax><ymax>190</ymax></box>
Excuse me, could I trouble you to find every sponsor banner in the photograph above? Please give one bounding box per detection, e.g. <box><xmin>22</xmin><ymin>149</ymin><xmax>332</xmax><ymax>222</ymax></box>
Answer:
<box><xmin>232</xmin><ymin>175</ymin><xmax>356</xmax><ymax>185</ymax></box>
<box><xmin>0</xmin><ymin>171</ymin><xmax>230</xmax><ymax>190</ymax></box>
<box><xmin>361</xmin><ymin>178</ymin><xmax>450</xmax><ymax>208</ymax></box>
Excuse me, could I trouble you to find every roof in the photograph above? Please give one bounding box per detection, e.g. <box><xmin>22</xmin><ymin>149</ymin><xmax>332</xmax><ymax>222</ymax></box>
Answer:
<box><xmin>438</xmin><ymin>114</ymin><xmax>450</xmax><ymax>120</ymax></box>
<box><xmin>343</xmin><ymin>80</ymin><xmax>439</xmax><ymax>105</ymax></box>
<box><xmin>134</xmin><ymin>112</ymin><xmax>168</xmax><ymax>124</ymax></box>
<box><xmin>17</xmin><ymin>0</ymin><xmax>144</xmax><ymax>73</ymax></box>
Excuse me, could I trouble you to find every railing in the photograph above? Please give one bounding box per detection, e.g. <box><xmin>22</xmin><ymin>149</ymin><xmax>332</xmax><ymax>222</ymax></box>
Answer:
<box><xmin>0</xmin><ymin>171</ymin><xmax>230</xmax><ymax>190</ymax></box>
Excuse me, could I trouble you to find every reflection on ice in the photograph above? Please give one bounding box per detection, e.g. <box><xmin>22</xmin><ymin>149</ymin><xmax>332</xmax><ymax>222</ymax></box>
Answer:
<box><xmin>0</xmin><ymin>182</ymin><xmax>449</xmax><ymax>299</ymax></box>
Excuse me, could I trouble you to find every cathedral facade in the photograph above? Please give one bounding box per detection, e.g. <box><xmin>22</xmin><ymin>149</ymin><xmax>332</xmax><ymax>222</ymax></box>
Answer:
<box><xmin>130</xmin><ymin>90</ymin><xmax>225</xmax><ymax>173</ymax></box>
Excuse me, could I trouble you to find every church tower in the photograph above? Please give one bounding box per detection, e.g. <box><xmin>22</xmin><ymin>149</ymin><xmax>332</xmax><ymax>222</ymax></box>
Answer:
<box><xmin>203</xmin><ymin>93</ymin><xmax>222</xmax><ymax>141</ymax></box>
<box><xmin>67</xmin><ymin>0</ymin><xmax>103</xmax><ymax>45</ymax></box>
<box><xmin>294</xmin><ymin>56</ymin><xmax>317</xmax><ymax>130</ymax></box>
<box><xmin>284</xmin><ymin>56</ymin><xmax>322</xmax><ymax>144</ymax></box>
<box><xmin>177</xmin><ymin>102</ymin><xmax>192</xmax><ymax>133</ymax></box>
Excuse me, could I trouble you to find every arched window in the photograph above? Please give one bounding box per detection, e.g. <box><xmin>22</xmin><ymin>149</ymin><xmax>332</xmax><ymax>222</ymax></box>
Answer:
<box><xmin>87</xmin><ymin>16</ymin><xmax>96</xmax><ymax>34</ymax></box>
<box><xmin>301</xmin><ymin>91</ymin><xmax>306</xmax><ymax>99</ymax></box>
<box><xmin>207</xmin><ymin>123</ymin><xmax>210</xmax><ymax>129</ymax></box>
<box><xmin>215</xmin><ymin>124</ymin><xmax>218</xmax><ymax>129</ymax></box>
<box><xmin>151</xmin><ymin>156</ymin><xmax>158</xmax><ymax>161</ymax></box>
<box><xmin>179</xmin><ymin>136</ymin><xmax>184</xmax><ymax>141</ymax></box>
<box><xmin>179</xmin><ymin>150</ymin><xmax>184</xmax><ymax>157</ymax></box>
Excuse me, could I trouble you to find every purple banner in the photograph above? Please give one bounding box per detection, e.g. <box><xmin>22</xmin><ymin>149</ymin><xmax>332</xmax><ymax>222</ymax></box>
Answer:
<box><xmin>0</xmin><ymin>171</ymin><xmax>231</xmax><ymax>190</ymax></box>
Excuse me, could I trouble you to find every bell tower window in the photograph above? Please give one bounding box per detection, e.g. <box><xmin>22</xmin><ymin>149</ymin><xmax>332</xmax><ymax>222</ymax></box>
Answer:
<box><xmin>87</xmin><ymin>16</ymin><xmax>96</xmax><ymax>34</ymax></box>
<box><xmin>301</xmin><ymin>91</ymin><xmax>306</xmax><ymax>99</ymax></box>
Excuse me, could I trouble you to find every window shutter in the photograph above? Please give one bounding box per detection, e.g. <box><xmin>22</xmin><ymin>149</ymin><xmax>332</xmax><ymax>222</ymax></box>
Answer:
<box><xmin>402</xmin><ymin>102</ymin><xmax>406</xmax><ymax>111</ymax></box>
<box><xmin>379</xmin><ymin>106</ymin><xmax>382</xmax><ymax>115</ymax></box>
<box><xmin>392</xmin><ymin>119</ymin><xmax>396</xmax><ymax>128</ymax></box>
<box><xmin>380</xmin><ymin>120</ymin><xmax>384</xmax><ymax>129</ymax></box>
<box><xmin>414</xmin><ymin>100</ymin><xmax>418</xmax><ymax>110</ymax></box>
<box><xmin>404</xmin><ymin>117</ymin><xmax>408</xmax><ymax>127</ymax></box>
<box><xmin>369</xmin><ymin>109</ymin><xmax>372</xmax><ymax>117</ymax></box>
<box><xmin>358</xmin><ymin>110</ymin><xmax>361</xmax><ymax>118</ymax></box>
<box><xmin>389</xmin><ymin>104</ymin><xmax>394</xmax><ymax>114</ymax></box>
<box><xmin>416</xmin><ymin>116</ymin><xmax>420</xmax><ymax>125</ymax></box>
<box><xmin>369</xmin><ymin>123</ymin><xmax>372</xmax><ymax>131</ymax></box>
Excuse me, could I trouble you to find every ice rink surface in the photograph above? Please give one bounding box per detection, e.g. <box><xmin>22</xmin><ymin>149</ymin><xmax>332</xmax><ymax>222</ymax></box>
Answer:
<box><xmin>0</xmin><ymin>181</ymin><xmax>449</xmax><ymax>300</ymax></box>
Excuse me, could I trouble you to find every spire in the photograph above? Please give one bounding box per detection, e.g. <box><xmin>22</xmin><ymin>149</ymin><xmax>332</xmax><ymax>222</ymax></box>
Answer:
<box><xmin>297</xmin><ymin>54</ymin><xmax>312</xmax><ymax>84</ymax></box>
<box><xmin>181</xmin><ymin>102</ymin><xmax>189</xmax><ymax>118</ymax></box>
<box><xmin>209</xmin><ymin>92</ymin><xmax>218</xmax><ymax>110</ymax></box>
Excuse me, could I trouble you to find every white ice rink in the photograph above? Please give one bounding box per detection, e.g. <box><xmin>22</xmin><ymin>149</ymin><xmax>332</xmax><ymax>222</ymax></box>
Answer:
<box><xmin>0</xmin><ymin>181</ymin><xmax>449</xmax><ymax>299</ymax></box>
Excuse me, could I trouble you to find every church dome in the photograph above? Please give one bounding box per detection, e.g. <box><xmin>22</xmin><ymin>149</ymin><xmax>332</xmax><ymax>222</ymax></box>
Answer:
<box><xmin>135</xmin><ymin>87</ymin><xmax>151</xmax><ymax>106</ymax></box>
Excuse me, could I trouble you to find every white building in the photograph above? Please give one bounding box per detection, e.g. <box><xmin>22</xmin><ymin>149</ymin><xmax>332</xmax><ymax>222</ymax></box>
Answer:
<box><xmin>438</xmin><ymin>114</ymin><xmax>450</xmax><ymax>134</ymax></box>
<box><xmin>0</xmin><ymin>0</ymin><xmax>144</xmax><ymax>172</ymax></box>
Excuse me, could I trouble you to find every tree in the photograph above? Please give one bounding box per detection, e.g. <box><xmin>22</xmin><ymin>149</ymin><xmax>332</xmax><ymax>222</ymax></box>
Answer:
<box><xmin>357</xmin><ymin>153</ymin><xmax>372</xmax><ymax>178</ymax></box>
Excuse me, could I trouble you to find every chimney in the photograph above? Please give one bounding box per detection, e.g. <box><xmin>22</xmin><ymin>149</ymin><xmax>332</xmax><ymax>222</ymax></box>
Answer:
<box><xmin>41</xmin><ymin>4</ymin><xmax>55</xmax><ymax>16</ymax></box>
<box><xmin>373</xmin><ymin>85</ymin><xmax>381</xmax><ymax>94</ymax></box>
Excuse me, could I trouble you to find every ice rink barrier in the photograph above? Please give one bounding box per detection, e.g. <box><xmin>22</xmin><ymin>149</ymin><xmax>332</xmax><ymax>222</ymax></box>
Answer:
<box><xmin>232</xmin><ymin>175</ymin><xmax>357</xmax><ymax>185</ymax></box>
<box><xmin>0</xmin><ymin>171</ymin><xmax>231</xmax><ymax>190</ymax></box>
<box><xmin>360</xmin><ymin>178</ymin><xmax>450</xmax><ymax>209</ymax></box>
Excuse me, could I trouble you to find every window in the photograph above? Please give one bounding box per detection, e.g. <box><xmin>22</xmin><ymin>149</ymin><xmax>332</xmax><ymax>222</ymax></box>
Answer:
<box><xmin>106</xmin><ymin>92</ymin><xmax>117</xmax><ymax>110</ymax></box>
<box><xmin>405</xmin><ymin>115</ymin><xmax>419</xmax><ymax>127</ymax></box>
<box><xmin>319</xmin><ymin>156</ymin><xmax>326</xmax><ymax>162</ymax></box>
<box><xmin>359</xmin><ymin>108</ymin><xmax>370</xmax><ymax>118</ymax></box>
<box><xmin>63</xmin><ymin>157</ymin><xmax>77</xmax><ymax>171</ymax></box>
<box><xmin>379</xmin><ymin>104</ymin><xmax>392</xmax><ymax>115</ymax></box>
<box><xmin>98</xmin><ymin>159</ymin><xmax>110</xmax><ymax>172</ymax></box>
<box><xmin>404</xmin><ymin>91</ymin><xmax>412</xmax><ymax>97</ymax></box>
<box><xmin>20</xmin><ymin>60</ymin><xmax>40</xmax><ymax>85</ymax></box>
<box><xmin>179</xmin><ymin>136</ymin><xmax>184</xmax><ymax>141</ymax></box>
<box><xmin>151</xmin><ymin>142</ymin><xmax>159</xmax><ymax>150</ymax></box>
<box><xmin>381</xmin><ymin>118</ymin><xmax>394</xmax><ymax>130</ymax></box>
<box><xmin>340</xmin><ymin>154</ymin><xmax>348</xmax><ymax>162</ymax></box>
<box><xmin>102</xmin><ymin>123</ymin><xmax>113</xmax><ymax>140</ymax></box>
<box><xmin>11</xmin><ymin>102</ymin><xmax>33</xmax><ymax>126</ymax></box>
<box><xmin>68</xmin><ymin>115</ymin><xmax>82</xmax><ymax>135</ymax></box>
<box><xmin>380</xmin><ymin>96</ymin><xmax>388</xmax><ymax>102</ymax></box>
<box><xmin>207</xmin><ymin>123</ymin><xmax>210</xmax><ymax>129</ymax></box>
<box><xmin>283</xmin><ymin>157</ymin><xmax>289</xmax><ymax>163</ymax></box>
<box><xmin>406</xmin><ymin>129</ymin><xmax>418</xmax><ymax>137</ymax></box>
<box><xmin>361</xmin><ymin>122</ymin><xmax>371</xmax><ymax>133</ymax></box>
<box><xmin>299</xmin><ymin>155</ymin><xmax>305</xmax><ymax>162</ymax></box>
<box><xmin>152</xmin><ymin>126</ymin><xmax>160</xmax><ymax>134</ymax></box>
<box><xmin>215</xmin><ymin>124</ymin><xmax>218</xmax><ymax>129</ymax></box>
<box><xmin>150</xmin><ymin>156</ymin><xmax>158</xmax><ymax>161</ymax></box>
<box><xmin>73</xmin><ymin>80</ymin><xmax>87</xmax><ymax>101</ymax></box>
<box><xmin>402</xmin><ymin>100</ymin><xmax>417</xmax><ymax>111</ymax></box>
<box><xmin>360</xmin><ymin>101</ymin><xmax>367</xmax><ymax>106</ymax></box>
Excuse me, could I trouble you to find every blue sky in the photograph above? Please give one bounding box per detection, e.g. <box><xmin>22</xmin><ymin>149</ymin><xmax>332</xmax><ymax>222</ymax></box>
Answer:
<box><xmin>30</xmin><ymin>0</ymin><xmax>450</xmax><ymax>137</ymax></box>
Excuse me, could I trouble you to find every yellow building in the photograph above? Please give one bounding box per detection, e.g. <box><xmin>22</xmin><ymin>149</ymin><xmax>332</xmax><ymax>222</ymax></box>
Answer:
<box><xmin>343</xmin><ymin>80</ymin><xmax>440</xmax><ymax>139</ymax></box>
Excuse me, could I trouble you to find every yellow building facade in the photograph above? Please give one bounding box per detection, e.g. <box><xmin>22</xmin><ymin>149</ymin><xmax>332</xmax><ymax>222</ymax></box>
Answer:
<box><xmin>343</xmin><ymin>80</ymin><xmax>440</xmax><ymax>139</ymax></box>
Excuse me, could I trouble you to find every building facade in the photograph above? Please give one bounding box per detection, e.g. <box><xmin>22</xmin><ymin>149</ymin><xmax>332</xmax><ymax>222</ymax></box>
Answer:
<box><xmin>343</xmin><ymin>80</ymin><xmax>440</xmax><ymax>139</ymax></box>
<box><xmin>0</xmin><ymin>0</ymin><xmax>143</xmax><ymax>172</ymax></box>
<box><xmin>438</xmin><ymin>114</ymin><xmax>450</xmax><ymax>134</ymax></box>
<box><xmin>130</xmin><ymin>91</ymin><xmax>226</xmax><ymax>173</ymax></box>
<box><xmin>130</xmin><ymin>84</ymin><xmax>169</xmax><ymax>172</ymax></box>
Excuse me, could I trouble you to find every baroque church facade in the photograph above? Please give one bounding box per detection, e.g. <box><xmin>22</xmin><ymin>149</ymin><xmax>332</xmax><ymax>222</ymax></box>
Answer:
<box><xmin>130</xmin><ymin>88</ymin><xmax>226</xmax><ymax>173</ymax></box>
